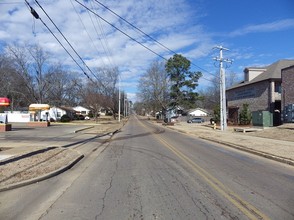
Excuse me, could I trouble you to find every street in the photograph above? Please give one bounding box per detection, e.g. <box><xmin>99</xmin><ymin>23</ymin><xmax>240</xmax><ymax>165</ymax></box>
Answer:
<box><xmin>0</xmin><ymin>116</ymin><xmax>294</xmax><ymax>219</ymax></box>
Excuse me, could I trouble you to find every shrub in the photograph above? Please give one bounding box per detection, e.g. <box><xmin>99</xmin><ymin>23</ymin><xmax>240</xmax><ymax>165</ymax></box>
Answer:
<box><xmin>60</xmin><ymin>114</ymin><xmax>71</xmax><ymax>122</ymax></box>
<box><xmin>239</xmin><ymin>103</ymin><xmax>251</xmax><ymax>125</ymax></box>
<box><xmin>212</xmin><ymin>105</ymin><xmax>220</xmax><ymax>123</ymax></box>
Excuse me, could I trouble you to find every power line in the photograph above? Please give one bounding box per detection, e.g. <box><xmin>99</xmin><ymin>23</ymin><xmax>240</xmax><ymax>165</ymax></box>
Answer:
<box><xmin>24</xmin><ymin>0</ymin><xmax>93</xmax><ymax>82</ymax></box>
<box><xmin>69</xmin><ymin>0</ymin><xmax>108</xmax><ymax>68</ymax></box>
<box><xmin>74</xmin><ymin>0</ymin><xmax>168</xmax><ymax>62</ymax></box>
<box><xmin>92</xmin><ymin>0</ymin><xmax>216</xmax><ymax>78</ymax></box>
<box><xmin>33</xmin><ymin>0</ymin><xmax>99</xmax><ymax>82</ymax></box>
<box><xmin>75</xmin><ymin>0</ymin><xmax>214</xmax><ymax>84</ymax></box>
<box><xmin>88</xmin><ymin>0</ymin><xmax>116</xmax><ymax>67</ymax></box>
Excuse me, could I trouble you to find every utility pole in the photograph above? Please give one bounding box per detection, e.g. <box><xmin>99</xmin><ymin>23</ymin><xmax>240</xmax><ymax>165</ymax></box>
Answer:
<box><xmin>118</xmin><ymin>78</ymin><xmax>121</xmax><ymax>122</ymax></box>
<box><xmin>213</xmin><ymin>46</ymin><xmax>232</xmax><ymax>131</ymax></box>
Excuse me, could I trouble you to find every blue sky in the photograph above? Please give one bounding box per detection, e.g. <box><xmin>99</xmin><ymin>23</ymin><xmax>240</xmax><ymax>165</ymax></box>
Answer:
<box><xmin>0</xmin><ymin>0</ymin><xmax>293</xmax><ymax>102</ymax></box>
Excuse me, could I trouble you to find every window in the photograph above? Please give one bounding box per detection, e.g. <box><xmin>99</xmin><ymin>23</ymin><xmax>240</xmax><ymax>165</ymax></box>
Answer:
<box><xmin>275</xmin><ymin>83</ymin><xmax>281</xmax><ymax>93</ymax></box>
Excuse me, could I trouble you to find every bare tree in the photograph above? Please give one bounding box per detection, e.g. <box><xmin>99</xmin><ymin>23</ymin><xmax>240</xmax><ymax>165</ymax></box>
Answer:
<box><xmin>137</xmin><ymin>61</ymin><xmax>170</xmax><ymax>116</ymax></box>
<box><xmin>0</xmin><ymin>52</ymin><xmax>32</xmax><ymax>110</ymax></box>
<box><xmin>28</xmin><ymin>44</ymin><xmax>50</xmax><ymax>103</ymax></box>
<box><xmin>6</xmin><ymin>44</ymin><xmax>37</xmax><ymax>104</ymax></box>
<box><xmin>6</xmin><ymin>43</ymin><xmax>53</xmax><ymax>104</ymax></box>
<box><xmin>199</xmin><ymin>69</ymin><xmax>240</xmax><ymax>110</ymax></box>
<box><xmin>83</xmin><ymin>67</ymin><xmax>120</xmax><ymax>118</ymax></box>
<box><xmin>46</xmin><ymin>64</ymin><xmax>83</xmax><ymax>106</ymax></box>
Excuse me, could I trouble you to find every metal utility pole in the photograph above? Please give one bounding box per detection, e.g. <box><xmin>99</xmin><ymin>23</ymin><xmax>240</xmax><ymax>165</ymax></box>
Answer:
<box><xmin>213</xmin><ymin>46</ymin><xmax>232</xmax><ymax>131</ymax></box>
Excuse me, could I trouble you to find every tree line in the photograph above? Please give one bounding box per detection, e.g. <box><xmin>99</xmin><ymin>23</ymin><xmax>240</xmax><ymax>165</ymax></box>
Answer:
<box><xmin>135</xmin><ymin>53</ymin><xmax>239</xmax><ymax>118</ymax></box>
<box><xmin>0</xmin><ymin>43</ymin><xmax>125</xmax><ymax>118</ymax></box>
<box><xmin>135</xmin><ymin>54</ymin><xmax>202</xmax><ymax>118</ymax></box>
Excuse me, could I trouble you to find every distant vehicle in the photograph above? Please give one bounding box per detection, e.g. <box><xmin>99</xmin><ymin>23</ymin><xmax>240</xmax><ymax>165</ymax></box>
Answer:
<box><xmin>187</xmin><ymin>117</ymin><xmax>204</xmax><ymax>123</ymax></box>
<box><xmin>85</xmin><ymin>116</ymin><xmax>90</xmax><ymax>120</ymax></box>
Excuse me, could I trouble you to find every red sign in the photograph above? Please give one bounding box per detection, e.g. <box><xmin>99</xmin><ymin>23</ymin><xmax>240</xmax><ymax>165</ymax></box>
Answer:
<box><xmin>0</xmin><ymin>97</ymin><xmax>10</xmax><ymax>106</ymax></box>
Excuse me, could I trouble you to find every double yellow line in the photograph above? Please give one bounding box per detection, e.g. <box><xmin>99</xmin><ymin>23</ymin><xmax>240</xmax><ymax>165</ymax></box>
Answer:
<box><xmin>139</xmin><ymin>119</ymin><xmax>269</xmax><ymax>220</ymax></box>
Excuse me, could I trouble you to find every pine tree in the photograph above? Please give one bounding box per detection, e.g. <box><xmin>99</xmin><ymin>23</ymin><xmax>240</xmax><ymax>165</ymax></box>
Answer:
<box><xmin>165</xmin><ymin>54</ymin><xmax>202</xmax><ymax>109</ymax></box>
<box><xmin>239</xmin><ymin>103</ymin><xmax>251</xmax><ymax>125</ymax></box>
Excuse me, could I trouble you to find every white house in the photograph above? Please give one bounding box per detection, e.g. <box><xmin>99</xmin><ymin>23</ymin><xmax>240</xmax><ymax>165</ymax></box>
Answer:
<box><xmin>73</xmin><ymin>106</ymin><xmax>90</xmax><ymax>116</ymax></box>
<box><xmin>41</xmin><ymin>106</ymin><xmax>76</xmax><ymax>121</ymax></box>
<box><xmin>188</xmin><ymin>108</ymin><xmax>209</xmax><ymax>117</ymax></box>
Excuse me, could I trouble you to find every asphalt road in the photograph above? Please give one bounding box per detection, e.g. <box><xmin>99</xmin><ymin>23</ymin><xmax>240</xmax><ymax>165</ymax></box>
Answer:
<box><xmin>0</xmin><ymin>123</ymin><xmax>100</xmax><ymax>150</ymax></box>
<box><xmin>0</xmin><ymin>116</ymin><xmax>294</xmax><ymax>219</ymax></box>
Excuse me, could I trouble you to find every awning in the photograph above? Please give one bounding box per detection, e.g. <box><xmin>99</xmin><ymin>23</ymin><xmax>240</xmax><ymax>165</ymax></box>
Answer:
<box><xmin>0</xmin><ymin>97</ymin><xmax>10</xmax><ymax>106</ymax></box>
<box><xmin>29</xmin><ymin>104</ymin><xmax>50</xmax><ymax>111</ymax></box>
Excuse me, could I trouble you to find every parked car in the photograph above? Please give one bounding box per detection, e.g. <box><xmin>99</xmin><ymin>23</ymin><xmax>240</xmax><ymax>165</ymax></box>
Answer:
<box><xmin>77</xmin><ymin>115</ymin><xmax>85</xmax><ymax>120</ymax></box>
<box><xmin>187</xmin><ymin>117</ymin><xmax>204</xmax><ymax>123</ymax></box>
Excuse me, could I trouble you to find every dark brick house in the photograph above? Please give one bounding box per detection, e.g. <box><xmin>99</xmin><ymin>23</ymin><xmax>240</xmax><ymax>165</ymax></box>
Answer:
<box><xmin>282</xmin><ymin>65</ymin><xmax>294</xmax><ymax>107</ymax></box>
<box><xmin>226</xmin><ymin>60</ymin><xmax>294</xmax><ymax>126</ymax></box>
<box><xmin>281</xmin><ymin>65</ymin><xmax>294</xmax><ymax>122</ymax></box>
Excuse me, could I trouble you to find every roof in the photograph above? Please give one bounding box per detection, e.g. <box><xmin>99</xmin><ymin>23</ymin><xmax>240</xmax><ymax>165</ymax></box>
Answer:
<box><xmin>59</xmin><ymin>106</ymin><xmax>76</xmax><ymax>112</ymax></box>
<box><xmin>29</xmin><ymin>104</ymin><xmax>50</xmax><ymax>111</ymax></box>
<box><xmin>73</xmin><ymin>106</ymin><xmax>90</xmax><ymax>111</ymax></box>
<box><xmin>188</xmin><ymin>108</ymin><xmax>209</xmax><ymax>114</ymax></box>
<box><xmin>227</xmin><ymin>59</ymin><xmax>294</xmax><ymax>90</ymax></box>
<box><xmin>282</xmin><ymin>64</ymin><xmax>294</xmax><ymax>72</ymax></box>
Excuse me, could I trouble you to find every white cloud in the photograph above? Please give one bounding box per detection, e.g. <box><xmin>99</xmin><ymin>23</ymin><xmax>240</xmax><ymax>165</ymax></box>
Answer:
<box><xmin>229</xmin><ymin>19</ymin><xmax>294</xmax><ymax>37</ymax></box>
<box><xmin>0</xmin><ymin>0</ymin><xmax>214</xmax><ymax>102</ymax></box>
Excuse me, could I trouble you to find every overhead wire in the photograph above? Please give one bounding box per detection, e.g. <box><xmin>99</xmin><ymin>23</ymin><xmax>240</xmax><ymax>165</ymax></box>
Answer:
<box><xmin>92</xmin><ymin>0</ymin><xmax>218</xmax><ymax>79</ymax></box>
<box><xmin>26</xmin><ymin>0</ymin><xmax>216</xmax><ymax>85</ymax></box>
<box><xmin>33</xmin><ymin>0</ymin><xmax>100</xmax><ymax>83</ymax></box>
<box><xmin>77</xmin><ymin>0</ymin><xmax>216</xmax><ymax>83</ymax></box>
<box><xmin>24</xmin><ymin>0</ymin><xmax>93</xmax><ymax>82</ymax></box>
<box><xmin>69</xmin><ymin>0</ymin><xmax>108</xmax><ymax>68</ymax></box>
<box><xmin>88</xmin><ymin>0</ymin><xmax>116</xmax><ymax>67</ymax></box>
<box><xmin>74</xmin><ymin>0</ymin><xmax>168</xmax><ymax>62</ymax></box>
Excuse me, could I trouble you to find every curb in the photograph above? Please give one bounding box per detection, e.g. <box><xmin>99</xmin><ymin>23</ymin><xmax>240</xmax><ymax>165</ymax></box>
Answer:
<box><xmin>0</xmin><ymin>124</ymin><xmax>124</xmax><ymax>191</ymax></box>
<box><xmin>0</xmin><ymin>147</ymin><xmax>57</xmax><ymax>165</ymax></box>
<box><xmin>74</xmin><ymin>126</ymin><xmax>94</xmax><ymax>133</ymax></box>
<box><xmin>199</xmin><ymin>136</ymin><xmax>294</xmax><ymax>166</ymax></box>
<box><xmin>0</xmin><ymin>154</ymin><xmax>84</xmax><ymax>192</ymax></box>
<box><xmin>156</xmin><ymin>123</ymin><xmax>294</xmax><ymax>167</ymax></box>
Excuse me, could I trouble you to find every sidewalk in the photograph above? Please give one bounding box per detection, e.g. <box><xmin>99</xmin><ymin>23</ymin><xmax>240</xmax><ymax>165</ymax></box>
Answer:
<box><xmin>156</xmin><ymin>121</ymin><xmax>294</xmax><ymax>166</ymax></box>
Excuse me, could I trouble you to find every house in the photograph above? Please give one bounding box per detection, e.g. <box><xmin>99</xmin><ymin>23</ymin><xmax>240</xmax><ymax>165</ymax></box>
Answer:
<box><xmin>41</xmin><ymin>106</ymin><xmax>76</xmax><ymax>121</ymax></box>
<box><xmin>226</xmin><ymin>59</ymin><xmax>294</xmax><ymax>126</ymax></box>
<box><xmin>281</xmin><ymin>65</ymin><xmax>294</xmax><ymax>122</ymax></box>
<box><xmin>188</xmin><ymin>108</ymin><xmax>209</xmax><ymax>117</ymax></box>
<box><xmin>73</xmin><ymin>106</ymin><xmax>91</xmax><ymax>116</ymax></box>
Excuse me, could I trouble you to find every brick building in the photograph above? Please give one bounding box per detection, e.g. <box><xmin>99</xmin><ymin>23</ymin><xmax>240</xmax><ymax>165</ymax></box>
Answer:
<box><xmin>281</xmin><ymin>65</ymin><xmax>294</xmax><ymax>122</ymax></box>
<box><xmin>226</xmin><ymin>59</ymin><xmax>294</xmax><ymax>126</ymax></box>
<box><xmin>282</xmin><ymin>65</ymin><xmax>294</xmax><ymax>107</ymax></box>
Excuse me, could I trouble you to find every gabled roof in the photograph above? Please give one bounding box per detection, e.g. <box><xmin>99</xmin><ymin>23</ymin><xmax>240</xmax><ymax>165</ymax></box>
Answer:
<box><xmin>188</xmin><ymin>108</ymin><xmax>209</xmax><ymax>114</ymax></box>
<box><xmin>227</xmin><ymin>59</ymin><xmax>294</xmax><ymax>90</ymax></box>
<box><xmin>73</xmin><ymin>106</ymin><xmax>90</xmax><ymax>111</ymax></box>
<box><xmin>59</xmin><ymin>106</ymin><xmax>76</xmax><ymax>112</ymax></box>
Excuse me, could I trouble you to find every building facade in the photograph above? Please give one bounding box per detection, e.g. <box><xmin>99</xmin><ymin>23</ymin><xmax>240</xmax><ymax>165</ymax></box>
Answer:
<box><xmin>282</xmin><ymin>65</ymin><xmax>294</xmax><ymax>107</ymax></box>
<box><xmin>226</xmin><ymin>60</ymin><xmax>294</xmax><ymax>126</ymax></box>
<box><xmin>281</xmin><ymin>65</ymin><xmax>294</xmax><ymax>123</ymax></box>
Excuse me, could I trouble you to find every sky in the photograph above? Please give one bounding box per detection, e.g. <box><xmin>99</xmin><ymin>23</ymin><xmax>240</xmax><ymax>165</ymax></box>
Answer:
<box><xmin>0</xmin><ymin>0</ymin><xmax>293</xmax><ymax>102</ymax></box>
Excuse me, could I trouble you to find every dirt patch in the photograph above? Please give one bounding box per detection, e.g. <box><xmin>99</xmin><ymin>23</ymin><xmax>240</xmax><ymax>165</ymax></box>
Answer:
<box><xmin>0</xmin><ymin>148</ymin><xmax>80</xmax><ymax>187</ymax></box>
<box><xmin>245</xmin><ymin>127</ymin><xmax>294</xmax><ymax>142</ymax></box>
<box><xmin>0</xmin><ymin>147</ymin><xmax>11</xmax><ymax>152</ymax></box>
